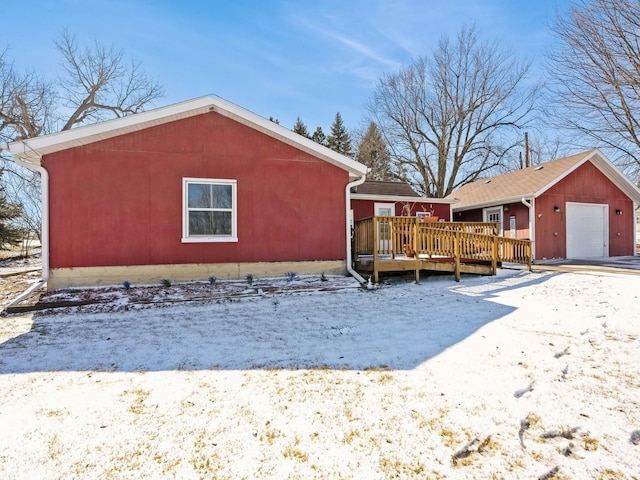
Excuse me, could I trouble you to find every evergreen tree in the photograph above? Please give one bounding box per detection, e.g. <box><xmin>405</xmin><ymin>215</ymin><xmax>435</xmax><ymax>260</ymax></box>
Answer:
<box><xmin>356</xmin><ymin>122</ymin><xmax>394</xmax><ymax>181</ymax></box>
<box><xmin>292</xmin><ymin>117</ymin><xmax>310</xmax><ymax>138</ymax></box>
<box><xmin>327</xmin><ymin>112</ymin><xmax>352</xmax><ymax>157</ymax></box>
<box><xmin>0</xmin><ymin>178</ymin><xmax>23</xmax><ymax>247</ymax></box>
<box><xmin>311</xmin><ymin>126</ymin><xmax>327</xmax><ymax>146</ymax></box>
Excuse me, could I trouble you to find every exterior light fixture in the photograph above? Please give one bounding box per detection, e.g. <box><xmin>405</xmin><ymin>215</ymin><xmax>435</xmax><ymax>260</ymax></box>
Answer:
<box><xmin>554</xmin><ymin>206</ymin><xmax>561</xmax><ymax>213</ymax></box>
<box><xmin>616</xmin><ymin>209</ymin><xmax>622</xmax><ymax>215</ymax></box>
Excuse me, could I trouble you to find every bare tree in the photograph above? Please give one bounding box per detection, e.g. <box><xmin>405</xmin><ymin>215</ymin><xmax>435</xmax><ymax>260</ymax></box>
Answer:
<box><xmin>547</xmin><ymin>0</ymin><xmax>640</xmax><ymax>179</ymax></box>
<box><xmin>1</xmin><ymin>32</ymin><xmax>163</xmax><ymax>240</ymax></box>
<box><xmin>369</xmin><ymin>25</ymin><xmax>539</xmax><ymax>197</ymax></box>
<box><xmin>55</xmin><ymin>30</ymin><xmax>163</xmax><ymax>130</ymax></box>
<box><xmin>0</xmin><ymin>49</ymin><xmax>56</xmax><ymax>142</ymax></box>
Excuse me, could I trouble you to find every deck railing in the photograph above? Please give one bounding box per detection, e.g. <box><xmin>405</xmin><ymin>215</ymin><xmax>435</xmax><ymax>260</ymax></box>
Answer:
<box><xmin>353</xmin><ymin>216</ymin><xmax>532</xmax><ymax>278</ymax></box>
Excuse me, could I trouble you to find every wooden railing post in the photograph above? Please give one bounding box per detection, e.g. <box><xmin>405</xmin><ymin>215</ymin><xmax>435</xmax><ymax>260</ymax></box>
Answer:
<box><xmin>372</xmin><ymin>216</ymin><xmax>379</xmax><ymax>283</ymax></box>
<box><xmin>389</xmin><ymin>217</ymin><xmax>395</xmax><ymax>259</ymax></box>
<box><xmin>454</xmin><ymin>230</ymin><xmax>460</xmax><ymax>282</ymax></box>
<box><xmin>413</xmin><ymin>217</ymin><xmax>418</xmax><ymax>256</ymax></box>
<box><xmin>492</xmin><ymin>236</ymin><xmax>498</xmax><ymax>275</ymax></box>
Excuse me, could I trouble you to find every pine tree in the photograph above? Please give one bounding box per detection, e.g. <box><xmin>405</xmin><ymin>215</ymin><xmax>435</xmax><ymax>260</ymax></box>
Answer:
<box><xmin>327</xmin><ymin>112</ymin><xmax>353</xmax><ymax>157</ymax></box>
<box><xmin>0</xmin><ymin>180</ymin><xmax>23</xmax><ymax>247</ymax></box>
<box><xmin>356</xmin><ymin>122</ymin><xmax>394</xmax><ymax>181</ymax></box>
<box><xmin>292</xmin><ymin>117</ymin><xmax>310</xmax><ymax>138</ymax></box>
<box><xmin>311</xmin><ymin>126</ymin><xmax>327</xmax><ymax>146</ymax></box>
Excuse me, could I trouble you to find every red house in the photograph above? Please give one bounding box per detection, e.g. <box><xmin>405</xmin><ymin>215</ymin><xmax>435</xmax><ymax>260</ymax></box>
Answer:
<box><xmin>446</xmin><ymin>150</ymin><xmax>640</xmax><ymax>260</ymax></box>
<box><xmin>350</xmin><ymin>180</ymin><xmax>456</xmax><ymax>221</ymax></box>
<box><xmin>5</xmin><ymin>96</ymin><xmax>368</xmax><ymax>288</ymax></box>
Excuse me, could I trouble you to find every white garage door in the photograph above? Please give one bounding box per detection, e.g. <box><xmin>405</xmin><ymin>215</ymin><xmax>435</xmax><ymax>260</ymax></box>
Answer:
<box><xmin>566</xmin><ymin>202</ymin><xmax>608</xmax><ymax>258</ymax></box>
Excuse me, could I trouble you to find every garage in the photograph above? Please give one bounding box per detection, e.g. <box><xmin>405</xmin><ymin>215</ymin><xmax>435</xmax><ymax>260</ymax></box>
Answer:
<box><xmin>566</xmin><ymin>202</ymin><xmax>608</xmax><ymax>258</ymax></box>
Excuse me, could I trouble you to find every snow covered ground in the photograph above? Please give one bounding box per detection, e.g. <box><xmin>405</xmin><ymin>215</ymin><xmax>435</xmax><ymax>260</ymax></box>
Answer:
<box><xmin>0</xmin><ymin>268</ymin><xmax>639</xmax><ymax>479</ymax></box>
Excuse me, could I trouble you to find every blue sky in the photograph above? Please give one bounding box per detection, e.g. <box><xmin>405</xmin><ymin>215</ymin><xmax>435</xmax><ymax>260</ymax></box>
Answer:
<box><xmin>4</xmin><ymin>0</ymin><xmax>568</xmax><ymax>133</ymax></box>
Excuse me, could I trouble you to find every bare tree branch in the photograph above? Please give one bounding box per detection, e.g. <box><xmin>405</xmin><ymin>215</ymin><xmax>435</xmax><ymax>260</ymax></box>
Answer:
<box><xmin>547</xmin><ymin>0</ymin><xmax>640</xmax><ymax>180</ymax></box>
<box><xmin>1</xmin><ymin>31</ymin><xmax>164</xmax><ymax>239</ymax></box>
<box><xmin>56</xmin><ymin>30</ymin><xmax>164</xmax><ymax>130</ymax></box>
<box><xmin>369</xmin><ymin>25</ymin><xmax>539</xmax><ymax>197</ymax></box>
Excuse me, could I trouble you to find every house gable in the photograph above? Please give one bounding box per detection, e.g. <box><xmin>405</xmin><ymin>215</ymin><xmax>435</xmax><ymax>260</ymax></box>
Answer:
<box><xmin>450</xmin><ymin>150</ymin><xmax>640</xmax><ymax>259</ymax></box>
<box><xmin>8</xmin><ymin>95</ymin><xmax>367</xmax><ymax>179</ymax></box>
<box><xmin>535</xmin><ymin>160</ymin><xmax>634</xmax><ymax>258</ymax></box>
<box><xmin>448</xmin><ymin>150</ymin><xmax>640</xmax><ymax>211</ymax></box>
<box><xmin>44</xmin><ymin>110</ymin><xmax>352</xmax><ymax>270</ymax></box>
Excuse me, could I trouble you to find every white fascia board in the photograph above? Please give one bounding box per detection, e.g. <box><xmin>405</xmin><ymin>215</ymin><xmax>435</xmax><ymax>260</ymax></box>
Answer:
<box><xmin>532</xmin><ymin>150</ymin><xmax>594</xmax><ymax>197</ymax></box>
<box><xmin>6</xmin><ymin>95</ymin><xmax>369</xmax><ymax>178</ymax></box>
<box><xmin>210</xmin><ymin>96</ymin><xmax>367</xmax><ymax>178</ymax></box>
<box><xmin>7</xmin><ymin>97</ymin><xmax>217</xmax><ymax>163</ymax></box>
<box><xmin>351</xmin><ymin>194</ymin><xmax>458</xmax><ymax>204</ymax></box>
<box><xmin>534</xmin><ymin>149</ymin><xmax>640</xmax><ymax>204</ymax></box>
<box><xmin>452</xmin><ymin>194</ymin><xmax>536</xmax><ymax>212</ymax></box>
<box><xmin>589</xmin><ymin>150</ymin><xmax>640</xmax><ymax>203</ymax></box>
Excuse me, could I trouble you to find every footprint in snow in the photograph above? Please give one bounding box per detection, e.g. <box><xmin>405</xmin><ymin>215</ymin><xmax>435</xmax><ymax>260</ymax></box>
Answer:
<box><xmin>514</xmin><ymin>381</ymin><xmax>535</xmax><ymax>398</ymax></box>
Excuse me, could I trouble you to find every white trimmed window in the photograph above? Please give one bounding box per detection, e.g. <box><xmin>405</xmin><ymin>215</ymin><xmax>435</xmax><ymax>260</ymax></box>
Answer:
<box><xmin>182</xmin><ymin>178</ymin><xmax>238</xmax><ymax>242</ymax></box>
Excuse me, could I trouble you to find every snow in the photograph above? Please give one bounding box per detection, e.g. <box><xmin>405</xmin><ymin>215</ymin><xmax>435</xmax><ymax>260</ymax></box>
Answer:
<box><xmin>1</xmin><ymin>268</ymin><xmax>639</xmax><ymax>479</ymax></box>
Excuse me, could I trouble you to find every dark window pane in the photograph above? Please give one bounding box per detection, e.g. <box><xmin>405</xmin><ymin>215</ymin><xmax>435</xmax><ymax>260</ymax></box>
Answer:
<box><xmin>188</xmin><ymin>183</ymin><xmax>233</xmax><ymax>209</ymax></box>
<box><xmin>189</xmin><ymin>211</ymin><xmax>232</xmax><ymax>236</ymax></box>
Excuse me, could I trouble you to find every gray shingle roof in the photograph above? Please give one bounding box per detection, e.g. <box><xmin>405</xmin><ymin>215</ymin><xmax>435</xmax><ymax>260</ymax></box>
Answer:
<box><xmin>352</xmin><ymin>181</ymin><xmax>421</xmax><ymax>197</ymax></box>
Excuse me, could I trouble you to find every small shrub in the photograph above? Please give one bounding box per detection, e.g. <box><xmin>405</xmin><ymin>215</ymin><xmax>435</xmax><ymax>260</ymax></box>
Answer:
<box><xmin>286</xmin><ymin>271</ymin><xmax>297</xmax><ymax>283</ymax></box>
<box><xmin>272</xmin><ymin>298</ymin><xmax>280</xmax><ymax>310</ymax></box>
<box><xmin>208</xmin><ymin>276</ymin><xmax>217</xmax><ymax>284</ymax></box>
<box><xmin>67</xmin><ymin>288</ymin><xmax>80</xmax><ymax>294</ymax></box>
<box><xmin>320</xmin><ymin>272</ymin><xmax>328</xmax><ymax>282</ymax></box>
<box><xmin>122</xmin><ymin>281</ymin><xmax>131</xmax><ymax>289</ymax></box>
<box><xmin>161</xmin><ymin>278</ymin><xmax>172</xmax><ymax>288</ymax></box>
<box><xmin>246</xmin><ymin>274</ymin><xmax>255</xmax><ymax>286</ymax></box>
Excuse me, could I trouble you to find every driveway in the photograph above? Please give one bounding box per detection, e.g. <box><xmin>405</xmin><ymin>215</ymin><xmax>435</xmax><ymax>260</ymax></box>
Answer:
<box><xmin>532</xmin><ymin>255</ymin><xmax>640</xmax><ymax>274</ymax></box>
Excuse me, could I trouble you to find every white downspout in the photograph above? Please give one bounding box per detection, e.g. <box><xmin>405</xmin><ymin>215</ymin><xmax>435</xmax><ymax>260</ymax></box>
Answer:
<box><xmin>346</xmin><ymin>173</ymin><xmax>367</xmax><ymax>284</ymax></box>
<box><xmin>2</xmin><ymin>144</ymin><xmax>49</xmax><ymax>310</ymax></box>
<box><xmin>521</xmin><ymin>197</ymin><xmax>535</xmax><ymax>260</ymax></box>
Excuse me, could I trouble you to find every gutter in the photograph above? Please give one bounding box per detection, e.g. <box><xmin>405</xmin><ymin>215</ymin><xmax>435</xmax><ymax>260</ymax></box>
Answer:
<box><xmin>1</xmin><ymin>142</ymin><xmax>49</xmax><ymax>310</ymax></box>
<box><xmin>345</xmin><ymin>174</ymin><xmax>368</xmax><ymax>284</ymax></box>
<box><xmin>521</xmin><ymin>197</ymin><xmax>535</xmax><ymax>259</ymax></box>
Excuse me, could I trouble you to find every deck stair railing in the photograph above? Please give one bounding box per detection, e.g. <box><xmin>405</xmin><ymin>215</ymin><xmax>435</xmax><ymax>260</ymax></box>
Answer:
<box><xmin>353</xmin><ymin>216</ymin><xmax>532</xmax><ymax>277</ymax></box>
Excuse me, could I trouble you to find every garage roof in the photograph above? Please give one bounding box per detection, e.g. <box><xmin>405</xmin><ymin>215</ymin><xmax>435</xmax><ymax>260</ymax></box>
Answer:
<box><xmin>446</xmin><ymin>149</ymin><xmax>640</xmax><ymax>211</ymax></box>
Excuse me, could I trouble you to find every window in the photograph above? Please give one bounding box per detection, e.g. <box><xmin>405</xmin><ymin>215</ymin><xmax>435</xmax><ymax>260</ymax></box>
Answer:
<box><xmin>182</xmin><ymin>178</ymin><xmax>237</xmax><ymax>242</ymax></box>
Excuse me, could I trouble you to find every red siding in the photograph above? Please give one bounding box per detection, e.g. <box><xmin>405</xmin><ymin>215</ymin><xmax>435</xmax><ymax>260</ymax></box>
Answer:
<box><xmin>535</xmin><ymin>161</ymin><xmax>634</xmax><ymax>258</ymax></box>
<box><xmin>351</xmin><ymin>199</ymin><xmax>451</xmax><ymax>221</ymax></box>
<box><xmin>457</xmin><ymin>161</ymin><xmax>636</xmax><ymax>259</ymax></box>
<box><xmin>43</xmin><ymin>112</ymin><xmax>350</xmax><ymax>268</ymax></box>
<box><xmin>502</xmin><ymin>202</ymin><xmax>531</xmax><ymax>239</ymax></box>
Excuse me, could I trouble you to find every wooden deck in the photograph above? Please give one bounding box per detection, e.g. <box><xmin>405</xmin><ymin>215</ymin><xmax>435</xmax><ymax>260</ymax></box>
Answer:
<box><xmin>353</xmin><ymin>217</ymin><xmax>532</xmax><ymax>282</ymax></box>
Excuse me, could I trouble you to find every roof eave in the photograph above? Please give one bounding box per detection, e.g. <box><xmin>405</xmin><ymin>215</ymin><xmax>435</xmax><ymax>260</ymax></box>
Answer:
<box><xmin>452</xmin><ymin>194</ymin><xmax>535</xmax><ymax>212</ymax></box>
<box><xmin>532</xmin><ymin>149</ymin><xmax>640</xmax><ymax>204</ymax></box>
<box><xmin>6</xmin><ymin>95</ymin><xmax>369</xmax><ymax>177</ymax></box>
<box><xmin>210</xmin><ymin>97</ymin><xmax>367</xmax><ymax>178</ymax></box>
<box><xmin>351</xmin><ymin>194</ymin><xmax>458</xmax><ymax>203</ymax></box>
<box><xmin>7</xmin><ymin>96</ymin><xmax>217</xmax><ymax>164</ymax></box>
